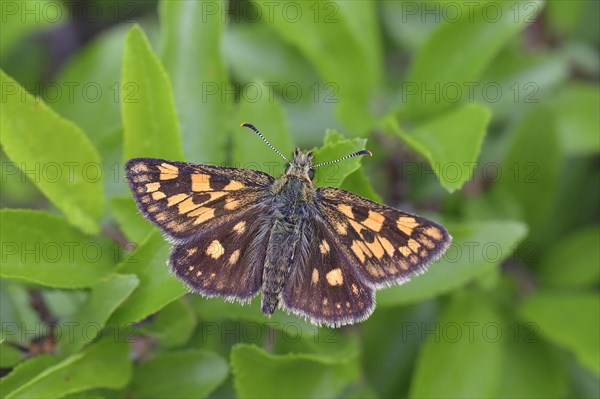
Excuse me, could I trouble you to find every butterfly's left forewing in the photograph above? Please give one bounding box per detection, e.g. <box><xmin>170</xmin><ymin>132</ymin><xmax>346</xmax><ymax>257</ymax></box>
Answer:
<box><xmin>126</xmin><ymin>158</ymin><xmax>276</xmax><ymax>303</ymax></box>
<box><xmin>125</xmin><ymin>158</ymin><xmax>274</xmax><ymax>242</ymax></box>
<box><xmin>316</xmin><ymin>187</ymin><xmax>452</xmax><ymax>289</ymax></box>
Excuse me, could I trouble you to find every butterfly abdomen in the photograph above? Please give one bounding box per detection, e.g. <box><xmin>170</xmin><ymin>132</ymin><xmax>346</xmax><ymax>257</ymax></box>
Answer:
<box><xmin>261</xmin><ymin>177</ymin><xmax>309</xmax><ymax>315</ymax></box>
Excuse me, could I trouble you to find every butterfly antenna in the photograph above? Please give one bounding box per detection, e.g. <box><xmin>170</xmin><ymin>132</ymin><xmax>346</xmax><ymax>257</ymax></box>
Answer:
<box><xmin>240</xmin><ymin>123</ymin><xmax>289</xmax><ymax>162</ymax></box>
<box><xmin>312</xmin><ymin>149</ymin><xmax>372</xmax><ymax>169</ymax></box>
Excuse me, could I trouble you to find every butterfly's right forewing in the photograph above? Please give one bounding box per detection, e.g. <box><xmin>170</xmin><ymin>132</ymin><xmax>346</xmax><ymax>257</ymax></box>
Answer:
<box><xmin>317</xmin><ymin>187</ymin><xmax>452</xmax><ymax>289</ymax></box>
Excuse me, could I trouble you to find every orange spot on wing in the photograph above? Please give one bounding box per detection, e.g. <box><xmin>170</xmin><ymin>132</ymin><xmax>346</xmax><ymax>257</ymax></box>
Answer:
<box><xmin>191</xmin><ymin>173</ymin><xmax>212</xmax><ymax>191</ymax></box>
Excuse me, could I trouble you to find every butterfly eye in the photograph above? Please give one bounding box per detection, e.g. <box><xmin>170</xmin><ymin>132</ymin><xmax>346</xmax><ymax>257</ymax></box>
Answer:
<box><xmin>308</xmin><ymin>169</ymin><xmax>315</xmax><ymax>180</ymax></box>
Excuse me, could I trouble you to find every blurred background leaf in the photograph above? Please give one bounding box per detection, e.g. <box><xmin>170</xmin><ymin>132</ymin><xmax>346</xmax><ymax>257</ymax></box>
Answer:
<box><xmin>1</xmin><ymin>0</ymin><xmax>598</xmax><ymax>397</ymax></box>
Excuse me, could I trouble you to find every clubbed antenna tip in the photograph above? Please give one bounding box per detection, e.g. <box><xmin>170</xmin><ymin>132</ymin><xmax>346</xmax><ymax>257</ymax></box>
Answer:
<box><xmin>240</xmin><ymin>123</ymin><xmax>289</xmax><ymax>162</ymax></box>
<box><xmin>312</xmin><ymin>149</ymin><xmax>373</xmax><ymax>169</ymax></box>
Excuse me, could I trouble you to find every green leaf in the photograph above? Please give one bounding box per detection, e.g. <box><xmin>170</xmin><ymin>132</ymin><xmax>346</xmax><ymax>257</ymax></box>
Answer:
<box><xmin>392</xmin><ymin>103</ymin><xmax>491</xmax><ymax>192</ymax></box>
<box><xmin>497</xmin><ymin>326</ymin><xmax>567</xmax><ymax>398</ymax></box>
<box><xmin>232</xmin><ymin>94</ymin><xmax>294</xmax><ymax>177</ymax></box>
<box><xmin>0</xmin><ymin>70</ymin><xmax>105</xmax><ymax>234</ymax></box>
<box><xmin>58</xmin><ymin>273</ymin><xmax>139</xmax><ymax>355</ymax></box>
<box><xmin>475</xmin><ymin>50</ymin><xmax>569</xmax><ymax>121</ymax></box>
<box><xmin>539</xmin><ymin>227</ymin><xmax>600</xmax><ymax>289</ymax></box>
<box><xmin>108</xmin><ymin>196</ymin><xmax>154</xmax><ymax>243</ymax></box>
<box><xmin>231</xmin><ymin>344</ymin><xmax>359</xmax><ymax>399</ymax></box>
<box><xmin>340</xmin><ymin>168</ymin><xmax>382</xmax><ymax>202</ymax></box>
<box><xmin>109</xmin><ymin>231</ymin><xmax>187</xmax><ymax>325</ymax></box>
<box><xmin>552</xmin><ymin>83</ymin><xmax>600</xmax><ymax>156</ymax></box>
<box><xmin>362</xmin><ymin>302</ymin><xmax>438</xmax><ymax>398</ymax></box>
<box><xmin>42</xmin><ymin>289</ymin><xmax>87</xmax><ymax>319</ymax></box>
<box><xmin>0</xmin><ymin>0</ymin><xmax>65</xmax><ymax>58</ymax></box>
<box><xmin>497</xmin><ymin>104</ymin><xmax>561</xmax><ymax>239</ymax></box>
<box><xmin>1</xmin><ymin>281</ymin><xmax>42</xmax><ymax>344</ymax></box>
<box><xmin>410</xmin><ymin>291</ymin><xmax>505</xmax><ymax>398</ymax></box>
<box><xmin>3</xmin><ymin>337</ymin><xmax>131</xmax><ymax>399</ymax></box>
<box><xmin>0</xmin><ymin>342</ymin><xmax>23</xmax><ymax>368</ymax></box>
<box><xmin>255</xmin><ymin>0</ymin><xmax>381</xmax><ymax>132</ymax></box>
<box><xmin>519</xmin><ymin>292</ymin><xmax>600</xmax><ymax>374</ymax></box>
<box><xmin>0</xmin><ymin>210</ymin><xmax>114</xmax><ymax>288</ymax></box>
<box><xmin>122</xmin><ymin>25</ymin><xmax>184</xmax><ymax>161</ymax></box>
<box><xmin>189</xmin><ymin>296</ymin><xmax>315</xmax><ymax>336</ymax></box>
<box><xmin>312</xmin><ymin>130</ymin><xmax>368</xmax><ymax>188</ymax></box>
<box><xmin>546</xmin><ymin>0</ymin><xmax>586</xmax><ymax>36</ymax></box>
<box><xmin>224</xmin><ymin>21</ymin><xmax>319</xmax><ymax>92</ymax></box>
<box><xmin>160</xmin><ymin>0</ymin><xmax>231</xmax><ymax>163</ymax></box>
<box><xmin>51</xmin><ymin>25</ymin><xmax>128</xmax><ymax>144</ymax></box>
<box><xmin>378</xmin><ymin>220</ymin><xmax>527</xmax><ymax>306</ymax></box>
<box><xmin>402</xmin><ymin>0</ymin><xmax>544</xmax><ymax>119</ymax></box>
<box><xmin>380</xmin><ymin>0</ymin><xmax>439</xmax><ymax>51</ymax></box>
<box><xmin>140</xmin><ymin>298</ymin><xmax>197</xmax><ymax>349</ymax></box>
<box><xmin>0</xmin><ymin>355</ymin><xmax>60</xmax><ymax>397</ymax></box>
<box><xmin>128</xmin><ymin>350</ymin><xmax>228</xmax><ymax>398</ymax></box>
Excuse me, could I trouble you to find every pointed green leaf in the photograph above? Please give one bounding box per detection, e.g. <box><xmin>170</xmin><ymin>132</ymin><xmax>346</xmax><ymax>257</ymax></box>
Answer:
<box><xmin>0</xmin><ymin>210</ymin><xmax>114</xmax><ymax>288</ymax></box>
<box><xmin>0</xmin><ymin>70</ymin><xmax>104</xmax><ymax>234</ymax></box>
<box><xmin>392</xmin><ymin>103</ymin><xmax>491</xmax><ymax>192</ymax></box>
<box><xmin>122</xmin><ymin>25</ymin><xmax>184</xmax><ymax>161</ymax></box>
<box><xmin>312</xmin><ymin>130</ymin><xmax>368</xmax><ymax>188</ymax></box>
<box><xmin>160</xmin><ymin>0</ymin><xmax>231</xmax><ymax>163</ymax></box>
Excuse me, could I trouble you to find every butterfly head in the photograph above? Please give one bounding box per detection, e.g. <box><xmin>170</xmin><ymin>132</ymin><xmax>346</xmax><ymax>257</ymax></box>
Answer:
<box><xmin>285</xmin><ymin>149</ymin><xmax>315</xmax><ymax>180</ymax></box>
<box><xmin>241</xmin><ymin>123</ymin><xmax>372</xmax><ymax>183</ymax></box>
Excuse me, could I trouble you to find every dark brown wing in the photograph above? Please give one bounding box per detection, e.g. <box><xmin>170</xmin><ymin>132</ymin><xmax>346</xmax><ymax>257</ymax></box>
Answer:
<box><xmin>125</xmin><ymin>158</ymin><xmax>274</xmax><ymax>242</ymax></box>
<box><xmin>169</xmin><ymin>205</ymin><xmax>271</xmax><ymax>303</ymax></box>
<box><xmin>316</xmin><ymin>187</ymin><xmax>452</xmax><ymax>289</ymax></box>
<box><xmin>281</xmin><ymin>217</ymin><xmax>375</xmax><ymax>327</ymax></box>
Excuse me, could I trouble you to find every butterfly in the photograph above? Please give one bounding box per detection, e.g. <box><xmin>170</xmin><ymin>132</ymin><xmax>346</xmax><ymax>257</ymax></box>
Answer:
<box><xmin>125</xmin><ymin>123</ymin><xmax>452</xmax><ymax>327</ymax></box>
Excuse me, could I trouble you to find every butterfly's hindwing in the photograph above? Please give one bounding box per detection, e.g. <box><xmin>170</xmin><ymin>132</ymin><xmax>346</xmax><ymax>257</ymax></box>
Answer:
<box><xmin>125</xmin><ymin>158</ymin><xmax>274</xmax><ymax>241</ymax></box>
<box><xmin>281</xmin><ymin>217</ymin><xmax>375</xmax><ymax>327</ymax></box>
<box><xmin>169</xmin><ymin>205</ymin><xmax>271</xmax><ymax>302</ymax></box>
<box><xmin>317</xmin><ymin>187</ymin><xmax>452</xmax><ymax>288</ymax></box>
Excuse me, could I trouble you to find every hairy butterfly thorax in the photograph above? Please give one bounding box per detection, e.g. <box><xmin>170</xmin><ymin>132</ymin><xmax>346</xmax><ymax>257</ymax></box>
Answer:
<box><xmin>125</xmin><ymin>123</ymin><xmax>451</xmax><ymax>327</ymax></box>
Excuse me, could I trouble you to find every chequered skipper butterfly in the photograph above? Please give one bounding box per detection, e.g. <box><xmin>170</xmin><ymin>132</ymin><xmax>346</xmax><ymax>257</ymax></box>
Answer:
<box><xmin>125</xmin><ymin>123</ymin><xmax>451</xmax><ymax>327</ymax></box>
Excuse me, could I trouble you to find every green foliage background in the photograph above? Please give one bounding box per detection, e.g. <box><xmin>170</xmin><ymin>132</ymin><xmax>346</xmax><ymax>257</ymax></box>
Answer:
<box><xmin>1</xmin><ymin>0</ymin><xmax>599</xmax><ymax>398</ymax></box>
